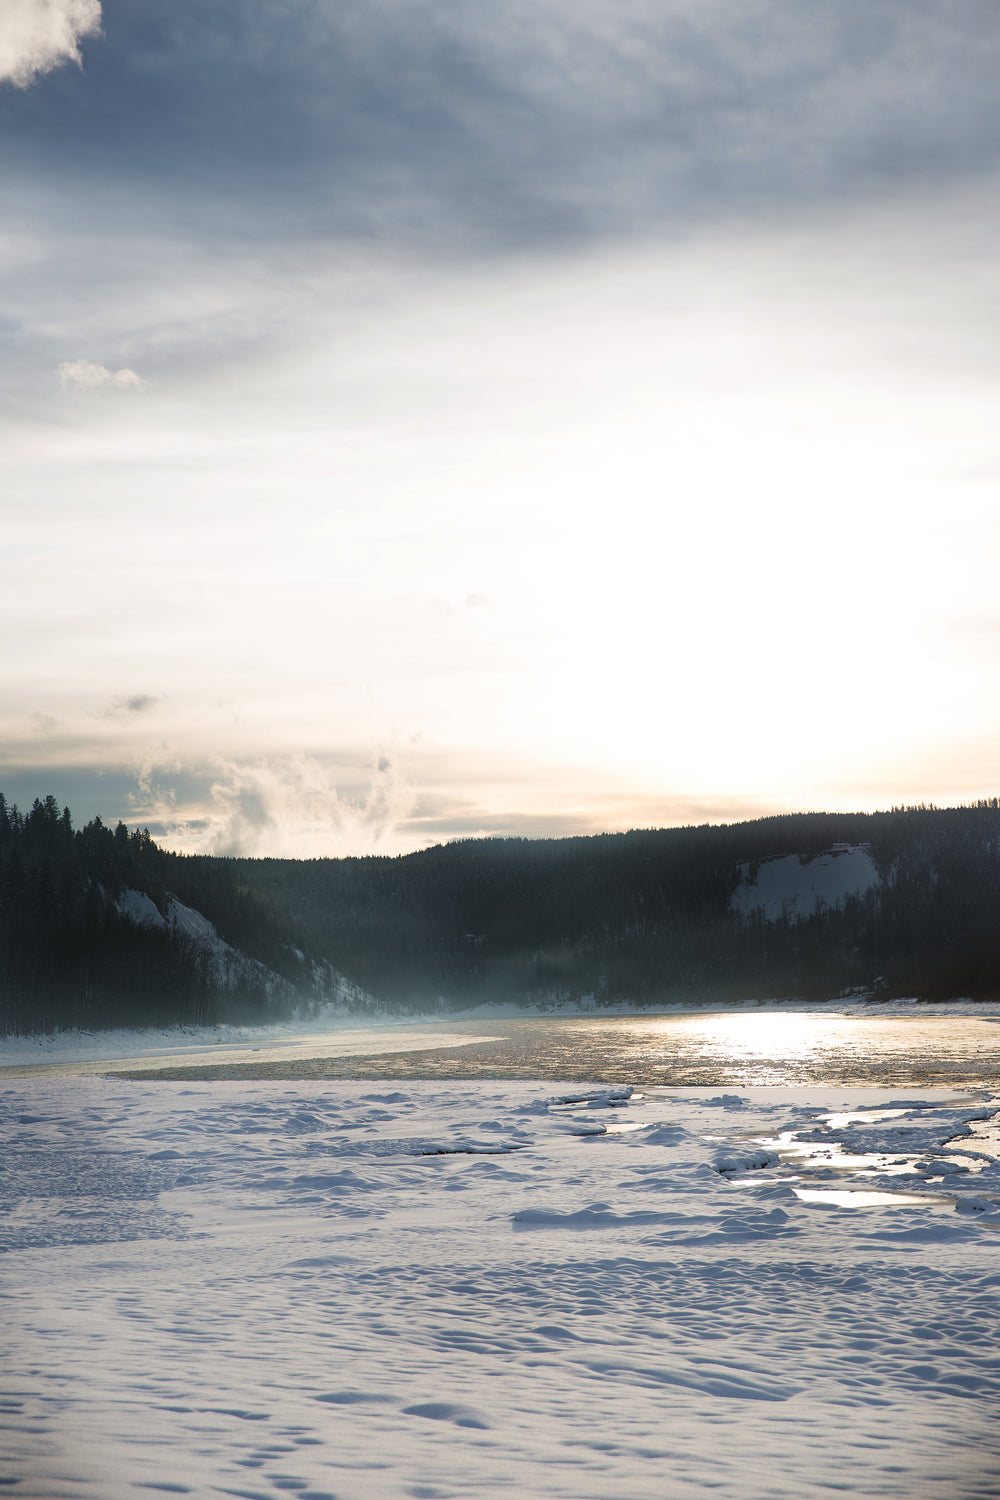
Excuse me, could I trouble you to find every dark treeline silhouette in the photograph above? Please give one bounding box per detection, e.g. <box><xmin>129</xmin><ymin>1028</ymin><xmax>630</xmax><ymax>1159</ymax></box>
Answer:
<box><xmin>3</xmin><ymin>795</ymin><xmax>1000</xmax><ymax>1036</ymax></box>
<box><xmin>0</xmin><ymin>794</ymin><xmax>293</xmax><ymax>1035</ymax></box>
<box><xmin>229</xmin><ymin>803</ymin><xmax>1000</xmax><ymax>1011</ymax></box>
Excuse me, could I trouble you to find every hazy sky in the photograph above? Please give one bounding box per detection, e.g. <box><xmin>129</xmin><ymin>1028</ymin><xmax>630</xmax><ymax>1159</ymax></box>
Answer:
<box><xmin>3</xmin><ymin>1</ymin><xmax>1000</xmax><ymax>855</ymax></box>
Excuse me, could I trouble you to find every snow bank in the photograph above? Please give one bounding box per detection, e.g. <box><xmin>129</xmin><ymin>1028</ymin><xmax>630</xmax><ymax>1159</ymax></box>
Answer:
<box><xmin>0</xmin><ymin>1014</ymin><xmax>437</xmax><ymax>1067</ymax></box>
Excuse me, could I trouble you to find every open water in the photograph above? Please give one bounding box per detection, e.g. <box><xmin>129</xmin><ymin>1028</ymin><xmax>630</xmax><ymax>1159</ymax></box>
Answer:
<box><xmin>8</xmin><ymin>1005</ymin><xmax>998</xmax><ymax>1087</ymax></box>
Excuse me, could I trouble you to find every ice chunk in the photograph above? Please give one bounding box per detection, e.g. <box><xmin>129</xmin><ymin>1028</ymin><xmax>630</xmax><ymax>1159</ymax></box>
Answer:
<box><xmin>714</xmin><ymin>1149</ymin><xmax>782</xmax><ymax>1175</ymax></box>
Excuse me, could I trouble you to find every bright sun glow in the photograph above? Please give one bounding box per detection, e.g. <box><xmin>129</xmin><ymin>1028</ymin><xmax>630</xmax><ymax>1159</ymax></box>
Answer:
<box><xmin>5</xmin><ymin>72</ymin><xmax>1000</xmax><ymax>852</ymax></box>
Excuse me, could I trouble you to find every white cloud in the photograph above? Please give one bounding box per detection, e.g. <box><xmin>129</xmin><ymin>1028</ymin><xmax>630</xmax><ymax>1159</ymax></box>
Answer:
<box><xmin>57</xmin><ymin>358</ymin><xmax>146</xmax><ymax>390</ymax></box>
<box><xmin>0</xmin><ymin>0</ymin><xmax>101</xmax><ymax>88</ymax></box>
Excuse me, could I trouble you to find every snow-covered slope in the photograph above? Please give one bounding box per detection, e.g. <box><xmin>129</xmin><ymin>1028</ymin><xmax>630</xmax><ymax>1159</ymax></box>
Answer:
<box><xmin>731</xmin><ymin>843</ymin><xmax>879</xmax><ymax>922</ymax></box>
<box><xmin>118</xmin><ymin>887</ymin><xmax>294</xmax><ymax>996</ymax></box>
<box><xmin>117</xmin><ymin>888</ymin><xmax>379</xmax><ymax>1014</ymax></box>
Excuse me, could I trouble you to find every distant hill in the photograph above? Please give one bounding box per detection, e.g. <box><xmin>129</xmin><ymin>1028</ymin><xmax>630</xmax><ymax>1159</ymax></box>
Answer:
<box><xmin>3</xmin><ymin>794</ymin><xmax>1000</xmax><ymax>1035</ymax></box>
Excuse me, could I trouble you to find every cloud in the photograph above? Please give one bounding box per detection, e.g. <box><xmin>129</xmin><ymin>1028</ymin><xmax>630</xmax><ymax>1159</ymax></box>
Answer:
<box><xmin>5</xmin><ymin>2</ymin><xmax>1000</xmax><ymax>251</ymax></box>
<box><xmin>57</xmin><ymin>359</ymin><xmax>146</xmax><ymax>390</ymax></box>
<box><xmin>5</xmin><ymin>4</ymin><xmax>1000</xmax><ymax>856</ymax></box>
<box><xmin>102</xmin><ymin>693</ymin><xmax>159</xmax><ymax>717</ymax></box>
<box><xmin>0</xmin><ymin>0</ymin><xmax>101</xmax><ymax>88</ymax></box>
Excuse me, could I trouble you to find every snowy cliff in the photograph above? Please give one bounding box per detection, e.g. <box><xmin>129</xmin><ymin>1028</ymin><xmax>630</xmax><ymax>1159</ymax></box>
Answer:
<box><xmin>116</xmin><ymin>888</ymin><xmax>379</xmax><ymax>1017</ymax></box>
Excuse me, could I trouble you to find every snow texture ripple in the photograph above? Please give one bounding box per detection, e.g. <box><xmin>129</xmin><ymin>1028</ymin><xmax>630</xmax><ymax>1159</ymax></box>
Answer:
<box><xmin>2</xmin><ymin>1078</ymin><xmax>999</xmax><ymax>1499</ymax></box>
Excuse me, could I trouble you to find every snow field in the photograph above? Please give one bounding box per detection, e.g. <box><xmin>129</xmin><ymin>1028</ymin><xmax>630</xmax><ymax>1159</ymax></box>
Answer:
<box><xmin>2</xmin><ymin>1079</ymin><xmax>999</xmax><ymax>1499</ymax></box>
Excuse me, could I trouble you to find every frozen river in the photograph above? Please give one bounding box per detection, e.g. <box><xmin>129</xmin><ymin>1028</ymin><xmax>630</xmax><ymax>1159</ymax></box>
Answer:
<box><xmin>6</xmin><ymin>1003</ymin><xmax>998</xmax><ymax>1088</ymax></box>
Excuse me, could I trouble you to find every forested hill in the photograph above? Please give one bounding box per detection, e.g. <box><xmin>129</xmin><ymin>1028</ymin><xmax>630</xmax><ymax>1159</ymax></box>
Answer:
<box><xmin>3</xmin><ymin>794</ymin><xmax>1000</xmax><ymax>1035</ymax></box>
<box><xmin>0</xmin><ymin>795</ymin><xmax>372</xmax><ymax>1036</ymax></box>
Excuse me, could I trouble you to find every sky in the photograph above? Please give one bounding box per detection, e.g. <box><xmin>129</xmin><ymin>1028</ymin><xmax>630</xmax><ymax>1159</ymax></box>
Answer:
<box><xmin>3</xmin><ymin>0</ymin><xmax>1000</xmax><ymax>857</ymax></box>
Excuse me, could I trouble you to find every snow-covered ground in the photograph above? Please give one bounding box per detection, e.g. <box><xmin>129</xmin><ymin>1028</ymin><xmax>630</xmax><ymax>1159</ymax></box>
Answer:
<box><xmin>3</xmin><ymin>1074</ymin><xmax>999</xmax><ymax>1498</ymax></box>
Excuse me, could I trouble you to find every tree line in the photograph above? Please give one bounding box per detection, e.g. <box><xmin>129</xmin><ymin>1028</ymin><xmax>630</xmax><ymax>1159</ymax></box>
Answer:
<box><xmin>3</xmin><ymin>794</ymin><xmax>1000</xmax><ymax>1035</ymax></box>
<box><xmin>0</xmin><ymin>794</ymin><xmax>291</xmax><ymax>1034</ymax></box>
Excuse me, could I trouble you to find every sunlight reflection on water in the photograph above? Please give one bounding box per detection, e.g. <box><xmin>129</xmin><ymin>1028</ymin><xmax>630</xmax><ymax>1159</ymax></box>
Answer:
<box><xmin>580</xmin><ymin>1010</ymin><xmax>1000</xmax><ymax>1085</ymax></box>
<box><xmin>793</xmin><ymin>1186</ymin><xmax>946</xmax><ymax>1208</ymax></box>
<box><xmin>429</xmin><ymin>1009</ymin><xmax>1000</xmax><ymax>1089</ymax></box>
<box><xmin>613</xmin><ymin>1010</ymin><xmax>994</xmax><ymax>1087</ymax></box>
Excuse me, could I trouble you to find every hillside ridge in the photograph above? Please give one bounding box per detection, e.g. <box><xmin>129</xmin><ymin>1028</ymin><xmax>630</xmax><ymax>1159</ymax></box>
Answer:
<box><xmin>3</xmin><ymin>795</ymin><xmax>1000</xmax><ymax>1034</ymax></box>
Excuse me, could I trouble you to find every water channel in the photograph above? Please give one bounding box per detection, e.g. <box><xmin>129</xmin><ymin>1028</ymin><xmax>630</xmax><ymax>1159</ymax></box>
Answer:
<box><xmin>7</xmin><ymin>1004</ymin><xmax>999</xmax><ymax>1087</ymax></box>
